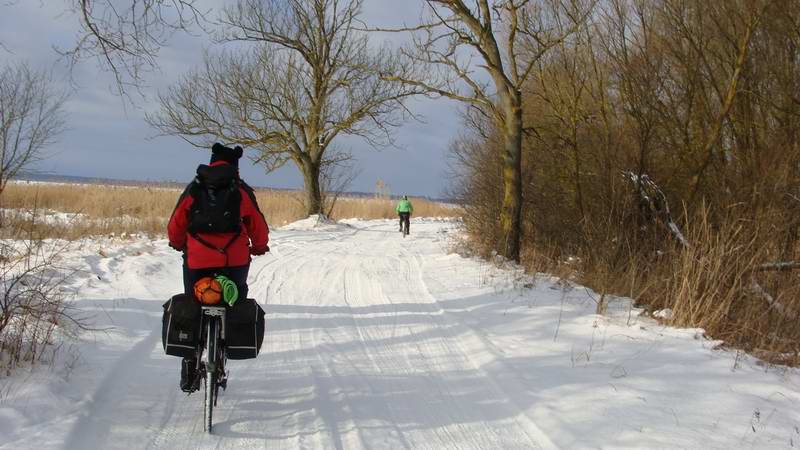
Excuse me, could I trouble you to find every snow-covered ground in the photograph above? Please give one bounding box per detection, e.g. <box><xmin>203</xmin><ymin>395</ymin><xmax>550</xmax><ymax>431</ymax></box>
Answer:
<box><xmin>0</xmin><ymin>207</ymin><xmax>162</xmax><ymax>229</ymax></box>
<box><xmin>1</xmin><ymin>218</ymin><xmax>798</xmax><ymax>449</ymax></box>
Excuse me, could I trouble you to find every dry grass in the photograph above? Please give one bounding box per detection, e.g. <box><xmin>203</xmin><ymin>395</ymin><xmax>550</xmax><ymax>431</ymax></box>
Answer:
<box><xmin>538</xmin><ymin>207</ymin><xmax>800</xmax><ymax>367</ymax></box>
<box><xmin>653</xmin><ymin>212</ymin><xmax>800</xmax><ymax>365</ymax></box>
<box><xmin>329</xmin><ymin>196</ymin><xmax>458</xmax><ymax>221</ymax></box>
<box><xmin>0</xmin><ymin>182</ymin><xmax>459</xmax><ymax>239</ymax></box>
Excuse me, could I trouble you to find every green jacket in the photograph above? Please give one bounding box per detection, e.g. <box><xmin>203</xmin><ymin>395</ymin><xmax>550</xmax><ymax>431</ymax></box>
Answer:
<box><xmin>396</xmin><ymin>199</ymin><xmax>413</xmax><ymax>214</ymax></box>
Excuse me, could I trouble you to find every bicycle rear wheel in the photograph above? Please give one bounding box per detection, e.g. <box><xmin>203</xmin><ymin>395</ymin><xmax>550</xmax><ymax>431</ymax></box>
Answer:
<box><xmin>203</xmin><ymin>318</ymin><xmax>218</xmax><ymax>433</ymax></box>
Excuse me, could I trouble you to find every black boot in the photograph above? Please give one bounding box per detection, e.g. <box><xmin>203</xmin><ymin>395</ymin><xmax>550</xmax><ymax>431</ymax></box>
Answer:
<box><xmin>180</xmin><ymin>357</ymin><xmax>198</xmax><ymax>392</ymax></box>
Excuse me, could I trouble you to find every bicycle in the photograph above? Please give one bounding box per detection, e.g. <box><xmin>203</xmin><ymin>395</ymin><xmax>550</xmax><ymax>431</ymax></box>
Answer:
<box><xmin>199</xmin><ymin>305</ymin><xmax>228</xmax><ymax>433</ymax></box>
<box><xmin>399</xmin><ymin>213</ymin><xmax>410</xmax><ymax>237</ymax></box>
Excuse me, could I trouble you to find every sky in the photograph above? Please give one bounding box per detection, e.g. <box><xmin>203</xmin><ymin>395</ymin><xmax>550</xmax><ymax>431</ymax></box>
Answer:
<box><xmin>0</xmin><ymin>1</ymin><xmax>463</xmax><ymax>198</ymax></box>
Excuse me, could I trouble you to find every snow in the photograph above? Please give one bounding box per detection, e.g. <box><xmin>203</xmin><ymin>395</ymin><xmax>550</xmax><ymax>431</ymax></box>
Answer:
<box><xmin>1</xmin><ymin>208</ymin><xmax>88</xmax><ymax>227</ymax></box>
<box><xmin>653</xmin><ymin>308</ymin><xmax>674</xmax><ymax>319</ymax></box>
<box><xmin>10</xmin><ymin>179</ymin><xmax>183</xmax><ymax>192</ymax></box>
<box><xmin>1</xmin><ymin>219</ymin><xmax>799</xmax><ymax>449</ymax></box>
<box><xmin>1</xmin><ymin>208</ymin><xmax>164</xmax><ymax>230</ymax></box>
<box><xmin>278</xmin><ymin>214</ymin><xmax>345</xmax><ymax>231</ymax></box>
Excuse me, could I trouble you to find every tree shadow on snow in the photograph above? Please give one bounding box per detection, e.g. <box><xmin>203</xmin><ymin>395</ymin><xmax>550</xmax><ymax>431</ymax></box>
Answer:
<box><xmin>204</xmin><ymin>292</ymin><xmax>733</xmax><ymax>448</ymax></box>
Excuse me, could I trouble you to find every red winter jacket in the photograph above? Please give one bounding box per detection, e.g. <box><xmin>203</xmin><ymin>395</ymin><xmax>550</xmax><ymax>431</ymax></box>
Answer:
<box><xmin>168</xmin><ymin>161</ymin><xmax>269</xmax><ymax>269</ymax></box>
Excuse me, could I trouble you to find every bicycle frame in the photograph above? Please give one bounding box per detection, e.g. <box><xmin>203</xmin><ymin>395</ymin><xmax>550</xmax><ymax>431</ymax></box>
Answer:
<box><xmin>400</xmin><ymin>214</ymin><xmax>410</xmax><ymax>237</ymax></box>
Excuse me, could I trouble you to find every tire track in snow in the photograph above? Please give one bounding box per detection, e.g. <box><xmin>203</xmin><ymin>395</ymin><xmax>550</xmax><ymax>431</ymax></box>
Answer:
<box><xmin>281</xmin><ymin>221</ymin><xmax>550</xmax><ymax>449</ymax></box>
<box><xmin>68</xmin><ymin>220</ymin><xmax>555</xmax><ymax>449</ymax></box>
<box><xmin>314</xmin><ymin>261</ymin><xmax>411</xmax><ymax>449</ymax></box>
<box><xmin>61</xmin><ymin>327</ymin><xmax>163</xmax><ymax>450</ymax></box>
<box><xmin>405</xmin><ymin>245</ymin><xmax>556</xmax><ymax>450</ymax></box>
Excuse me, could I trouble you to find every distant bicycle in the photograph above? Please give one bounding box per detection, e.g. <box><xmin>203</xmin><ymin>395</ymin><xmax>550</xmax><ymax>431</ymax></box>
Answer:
<box><xmin>396</xmin><ymin>196</ymin><xmax>413</xmax><ymax>237</ymax></box>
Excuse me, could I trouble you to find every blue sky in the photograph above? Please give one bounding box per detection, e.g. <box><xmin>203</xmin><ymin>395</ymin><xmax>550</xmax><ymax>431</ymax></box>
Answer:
<box><xmin>0</xmin><ymin>1</ymin><xmax>462</xmax><ymax>198</ymax></box>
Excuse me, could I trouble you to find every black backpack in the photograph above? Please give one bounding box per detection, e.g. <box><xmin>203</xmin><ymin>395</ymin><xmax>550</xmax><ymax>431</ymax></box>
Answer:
<box><xmin>186</xmin><ymin>164</ymin><xmax>242</xmax><ymax>253</ymax></box>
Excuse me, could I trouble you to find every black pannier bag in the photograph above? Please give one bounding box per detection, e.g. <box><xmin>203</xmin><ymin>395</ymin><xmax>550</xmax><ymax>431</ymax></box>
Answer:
<box><xmin>225</xmin><ymin>298</ymin><xmax>265</xmax><ymax>360</ymax></box>
<box><xmin>162</xmin><ymin>294</ymin><xmax>202</xmax><ymax>358</ymax></box>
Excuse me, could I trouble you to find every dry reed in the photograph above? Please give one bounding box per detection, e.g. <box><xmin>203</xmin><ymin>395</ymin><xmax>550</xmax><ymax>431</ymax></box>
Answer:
<box><xmin>555</xmin><ymin>207</ymin><xmax>800</xmax><ymax>367</ymax></box>
<box><xmin>0</xmin><ymin>182</ymin><xmax>459</xmax><ymax>239</ymax></box>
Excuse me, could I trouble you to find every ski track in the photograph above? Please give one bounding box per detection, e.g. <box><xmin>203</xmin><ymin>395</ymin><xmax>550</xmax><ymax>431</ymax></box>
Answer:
<box><xmin>3</xmin><ymin>219</ymin><xmax>800</xmax><ymax>449</ymax></box>
<box><xmin>106</xmin><ymin>220</ymin><xmax>542</xmax><ymax>449</ymax></box>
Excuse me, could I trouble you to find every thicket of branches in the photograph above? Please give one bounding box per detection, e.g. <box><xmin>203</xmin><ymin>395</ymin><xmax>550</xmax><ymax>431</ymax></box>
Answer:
<box><xmin>0</xmin><ymin>234</ymin><xmax>84</xmax><ymax>375</ymax></box>
<box><xmin>0</xmin><ymin>61</ymin><xmax>78</xmax><ymax>375</ymax></box>
<box><xmin>451</xmin><ymin>0</ymin><xmax>800</xmax><ymax>364</ymax></box>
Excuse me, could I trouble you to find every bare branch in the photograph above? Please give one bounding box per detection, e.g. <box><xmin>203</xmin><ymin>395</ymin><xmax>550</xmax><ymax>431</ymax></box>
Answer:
<box><xmin>57</xmin><ymin>0</ymin><xmax>209</xmax><ymax>97</ymax></box>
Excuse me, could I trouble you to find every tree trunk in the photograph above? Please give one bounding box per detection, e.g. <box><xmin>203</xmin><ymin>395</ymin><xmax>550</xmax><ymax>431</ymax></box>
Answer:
<box><xmin>571</xmin><ymin>122</ymin><xmax>585</xmax><ymax>223</ymax></box>
<box><xmin>499</xmin><ymin>93</ymin><xmax>523</xmax><ymax>262</ymax></box>
<box><xmin>301</xmin><ymin>159</ymin><xmax>323</xmax><ymax>216</ymax></box>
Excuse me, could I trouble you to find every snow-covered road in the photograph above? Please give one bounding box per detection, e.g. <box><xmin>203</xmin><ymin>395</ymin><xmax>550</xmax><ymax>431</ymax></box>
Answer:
<box><xmin>2</xmin><ymin>218</ymin><xmax>799</xmax><ymax>449</ymax></box>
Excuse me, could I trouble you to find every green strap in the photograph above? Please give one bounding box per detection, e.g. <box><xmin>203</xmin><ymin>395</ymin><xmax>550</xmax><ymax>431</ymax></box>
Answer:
<box><xmin>215</xmin><ymin>275</ymin><xmax>239</xmax><ymax>306</ymax></box>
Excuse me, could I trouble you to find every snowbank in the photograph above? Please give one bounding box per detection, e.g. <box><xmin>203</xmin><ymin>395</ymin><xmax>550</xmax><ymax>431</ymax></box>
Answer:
<box><xmin>278</xmin><ymin>214</ymin><xmax>350</xmax><ymax>231</ymax></box>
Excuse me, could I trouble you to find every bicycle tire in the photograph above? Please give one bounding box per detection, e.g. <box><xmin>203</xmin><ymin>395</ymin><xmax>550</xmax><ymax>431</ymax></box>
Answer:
<box><xmin>203</xmin><ymin>318</ymin><xmax>217</xmax><ymax>433</ymax></box>
<box><xmin>204</xmin><ymin>372</ymin><xmax>214</xmax><ymax>432</ymax></box>
<box><xmin>214</xmin><ymin>344</ymin><xmax>225</xmax><ymax>406</ymax></box>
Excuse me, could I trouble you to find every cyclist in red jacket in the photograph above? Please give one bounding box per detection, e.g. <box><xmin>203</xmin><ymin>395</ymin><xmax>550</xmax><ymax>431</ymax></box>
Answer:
<box><xmin>168</xmin><ymin>143</ymin><xmax>269</xmax><ymax>391</ymax></box>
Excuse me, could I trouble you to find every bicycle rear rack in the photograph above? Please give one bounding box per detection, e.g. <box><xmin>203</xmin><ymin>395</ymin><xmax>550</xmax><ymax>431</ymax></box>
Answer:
<box><xmin>201</xmin><ymin>306</ymin><xmax>226</xmax><ymax>339</ymax></box>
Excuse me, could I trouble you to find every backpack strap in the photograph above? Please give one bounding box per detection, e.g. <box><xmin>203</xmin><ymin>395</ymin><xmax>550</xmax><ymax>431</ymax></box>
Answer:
<box><xmin>190</xmin><ymin>230</ymin><xmax>240</xmax><ymax>255</ymax></box>
<box><xmin>171</xmin><ymin>179</ymin><xmax>198</xmax><ymax>219</ymax></box>
<box><xmin>185</xmin><ymin>166</ymin><xmax>242</xmax><ymax>262</ymax></box>
<box><xmin>240</xmin><ymin>180</ymin><xmax>267</xmax><ymax>224</ymax></box>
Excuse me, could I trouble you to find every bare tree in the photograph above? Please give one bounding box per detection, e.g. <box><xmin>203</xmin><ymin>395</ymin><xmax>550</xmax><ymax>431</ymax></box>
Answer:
<box><xmin>0</xmin><ymin>64</ymin><xmax>68</xmax><ymax>200</ymax></box>
<box><xmin>148</xmin><ymin>0</ymin><xmax>418</xmax><ymax>215</ymax></box>
<box><xmin>381</xmin><ymin>0</ymin><xmax>594</xmax><ymax>261</ymax></box>
<box><xmin>59</xmin><ymin>0</ymin><xmax>207</xmax><ymax>95</ymax></box>
<box><xmin>319</xmin><ymin>147</ymin><xmax>361</xmax><ymax>218</ymax></box>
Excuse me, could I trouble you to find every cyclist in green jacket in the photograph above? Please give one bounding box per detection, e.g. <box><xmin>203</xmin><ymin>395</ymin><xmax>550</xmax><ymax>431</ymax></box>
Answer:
<box><xmin>396</xmin><ymin>195</ymin><xmax>413</xmax><ymax>234</ymax></box>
